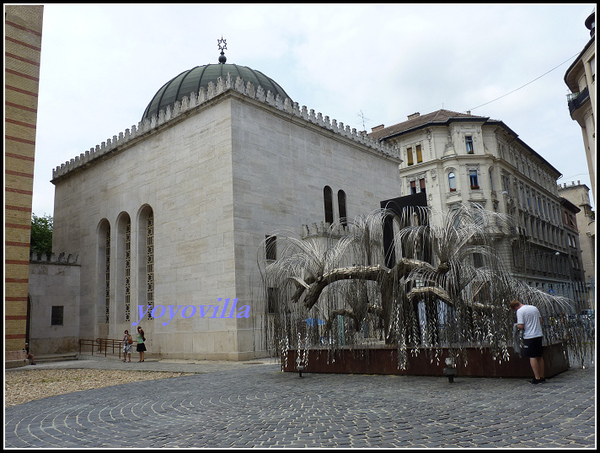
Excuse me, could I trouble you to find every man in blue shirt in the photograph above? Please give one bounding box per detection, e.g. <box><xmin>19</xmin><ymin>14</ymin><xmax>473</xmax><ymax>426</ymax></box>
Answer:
<box><xmin>510</xmin><ymin>300</ymin><xmax>545</xmax><ymax>384</ymax></box>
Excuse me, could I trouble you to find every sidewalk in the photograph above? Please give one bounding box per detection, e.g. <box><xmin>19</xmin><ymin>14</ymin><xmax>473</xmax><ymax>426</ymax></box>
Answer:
<box><xmin>8</xmin><ymin>354</ymin><xmax>280</xmax><ymax>374</ymax></box>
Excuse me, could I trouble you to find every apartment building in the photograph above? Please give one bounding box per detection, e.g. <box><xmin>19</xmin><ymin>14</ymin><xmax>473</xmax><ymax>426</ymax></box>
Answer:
<box><xmin>370</xmin><ymin>109</ymin><xmax>584</xmax><ymax>304</ymax></box>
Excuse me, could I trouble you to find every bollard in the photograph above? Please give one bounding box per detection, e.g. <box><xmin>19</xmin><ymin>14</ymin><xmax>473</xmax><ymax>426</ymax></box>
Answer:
<box><xmin>443</xmin><ymin>357</ymin><xmax>457</xmax><ymax>383</ymax></box>
<box><xmin>443</xmin><ymin>367</ymin><xmax>457</xmax><ymax>383</ymax></box>
<box><xmin>298</xmin><ymin>365</ymin><xmax>304</xmax><ymax>378</ymax></box>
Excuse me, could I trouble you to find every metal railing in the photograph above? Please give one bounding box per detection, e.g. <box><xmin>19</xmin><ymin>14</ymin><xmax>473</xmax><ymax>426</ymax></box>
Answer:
<box><xmin>78</xmin><ymin>338</ymin><xmax>136</xmax><ymax>359</ymax></box>
<box><xmin>567</xmin><ymin>86</ymin><xmax>589</xmax><ymax>115</ymax></box>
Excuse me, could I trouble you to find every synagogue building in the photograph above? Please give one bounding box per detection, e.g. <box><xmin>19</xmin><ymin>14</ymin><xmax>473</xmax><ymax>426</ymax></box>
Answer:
<box><xmin>23</xmin><ymin>46</ymin><xmax>587</xmax><ymax>362</ymax></box>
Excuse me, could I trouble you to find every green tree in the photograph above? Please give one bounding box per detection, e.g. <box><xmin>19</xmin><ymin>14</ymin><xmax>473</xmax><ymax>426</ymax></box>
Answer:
<box><xmin>30</xmin><ymin>214</ymin><xmax>53</xmax><ymax>257</ymax></box>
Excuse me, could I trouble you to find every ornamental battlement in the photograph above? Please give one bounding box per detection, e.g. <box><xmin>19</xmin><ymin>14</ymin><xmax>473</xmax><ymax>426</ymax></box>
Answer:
<box><xmin>29</xmin><ymin>251</ymin><xmax>80</xmax><ymax>265</ymax></box>
<box><xmin>301</xmin><ymin>221</ymin><xmax>348</xmax><ymax>239</ymax></box>
<box><xmin>51</xmin><ymin>74</ymin><xmax>400</xmax><ymax>182</ymax></box>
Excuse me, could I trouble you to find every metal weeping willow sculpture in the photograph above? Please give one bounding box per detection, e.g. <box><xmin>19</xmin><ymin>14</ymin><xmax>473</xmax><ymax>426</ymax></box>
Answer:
<box><xmin>259</xmin><ymin>203</ymin><xmax>593</xmax><ymax>372</ymax></box>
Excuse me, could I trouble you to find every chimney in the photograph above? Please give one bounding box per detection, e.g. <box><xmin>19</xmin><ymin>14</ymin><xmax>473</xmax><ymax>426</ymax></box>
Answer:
<box><xmin>407</xmin><ymin>112</ymin><xmax>420</xmax><ymax>120</ymax></box>
<box><xmin>371</xmin><ymin>124</ymin><xmax>385</xmax><ymax>132</ymax></box>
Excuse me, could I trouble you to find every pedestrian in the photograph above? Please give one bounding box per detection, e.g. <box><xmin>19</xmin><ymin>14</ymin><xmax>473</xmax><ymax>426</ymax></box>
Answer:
<box><xmin>510</xmin><ymin>300</ymin><xmax>545</xmax><ymax>384</ymax></box>
<box><xmin>122</xmin><ymin>330</ymin><xmax>133</xmax><ymax>362</ymax></box>
<box><xmin>24</xmin><ymin>342</ymin><xmax>36</xmax><ymax>365</ymax></box>
<box><xmin>136</xmin><ymin>326</ymin><xmax>146</xmax><ymax>362</ymax></box>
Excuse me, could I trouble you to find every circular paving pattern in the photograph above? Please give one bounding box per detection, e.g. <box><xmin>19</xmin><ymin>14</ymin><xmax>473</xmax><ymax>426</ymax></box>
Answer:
<box><xmin>5</xmin><ymin>364</ymin><xmax>596</xmax><ymax>448</ymax></box>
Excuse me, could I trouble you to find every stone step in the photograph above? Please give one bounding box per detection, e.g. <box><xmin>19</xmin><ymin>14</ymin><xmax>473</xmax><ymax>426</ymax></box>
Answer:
<box><xmin>77</xmin><ymin>353</ymin><xmax>158</xmax><ymax>362</ymax></box>
<box><xmin>34</xmin><ymin>353</ymin><xmax>79</xmax><ymax>364</ymax></box>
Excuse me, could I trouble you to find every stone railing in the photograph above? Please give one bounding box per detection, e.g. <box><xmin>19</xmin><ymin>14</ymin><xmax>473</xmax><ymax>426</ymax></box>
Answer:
<box><xmin>52</xmin><ymin>74</ymin><xmax>400</xmax><ymax>181</ymax></box>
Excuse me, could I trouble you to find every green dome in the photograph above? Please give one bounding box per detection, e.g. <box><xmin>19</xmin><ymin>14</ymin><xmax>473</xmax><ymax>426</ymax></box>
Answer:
<box><xmin>142</xmin><ymin>63</ymin><xmax>291</xmax><ymax>120</ymax></box>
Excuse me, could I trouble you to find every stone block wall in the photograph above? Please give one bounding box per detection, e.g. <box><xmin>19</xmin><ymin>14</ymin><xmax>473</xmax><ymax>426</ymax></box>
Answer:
<box><xmin>28</xmin><ymin>254</ymin><xmax>81</xmax><ymax>354</ymax></box>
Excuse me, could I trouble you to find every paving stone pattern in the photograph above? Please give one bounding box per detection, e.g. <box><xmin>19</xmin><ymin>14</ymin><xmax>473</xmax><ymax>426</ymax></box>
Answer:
<box><xmin>4</xmin><ymin>359</ymin><xmax>596</xmax><ymax>448</ymax></box>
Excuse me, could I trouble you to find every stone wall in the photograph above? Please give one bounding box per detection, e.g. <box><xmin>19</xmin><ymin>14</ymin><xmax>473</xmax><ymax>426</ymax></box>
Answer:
<box><xmin>28</xmin><ymin>253</ymin><xmax>80</xmax><ymax>354</ymax></box>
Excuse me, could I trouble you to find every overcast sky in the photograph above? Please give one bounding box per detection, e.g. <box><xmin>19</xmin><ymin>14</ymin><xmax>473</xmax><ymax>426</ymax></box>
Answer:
<box><xmin>30</xmin><ymin>3</ymin><xmax>595</xmax><ymax>216</ymax></box>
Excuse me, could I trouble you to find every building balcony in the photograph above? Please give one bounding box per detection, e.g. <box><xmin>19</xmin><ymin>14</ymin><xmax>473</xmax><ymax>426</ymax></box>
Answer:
<box><xmin>567</xmin><ymin>86</ymin><xmax>589</xmax><ymax>116</ymax></box>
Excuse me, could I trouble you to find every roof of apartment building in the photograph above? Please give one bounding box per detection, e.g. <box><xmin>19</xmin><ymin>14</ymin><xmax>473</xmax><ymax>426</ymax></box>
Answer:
<box><xmin>368</xmin><ymin>108</ymin><xmax>562</xmax><ymax>177</ymax></box>
<box><xmin>368</xmin><ymin>109</ymin><xmax>489</xmax><ymax>141</ymax></box>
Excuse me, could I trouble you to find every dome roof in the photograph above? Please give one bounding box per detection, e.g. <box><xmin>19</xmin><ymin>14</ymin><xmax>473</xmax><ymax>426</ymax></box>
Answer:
<box><xmin>142</xmin><ymin>63</ymin><xmax>291</xmax><ymax>120</ymax></box>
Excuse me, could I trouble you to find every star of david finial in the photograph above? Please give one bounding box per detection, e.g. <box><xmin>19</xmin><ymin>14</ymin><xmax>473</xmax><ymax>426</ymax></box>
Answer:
<box><xmin>217</xmin><ymin>36</ymin><xmax>227</xmax><ymax>52</ymax></box>
<box><xmin>217</xmin><ymin>36</ymin><xmax>227</xmax><ymax>64</ymax></box>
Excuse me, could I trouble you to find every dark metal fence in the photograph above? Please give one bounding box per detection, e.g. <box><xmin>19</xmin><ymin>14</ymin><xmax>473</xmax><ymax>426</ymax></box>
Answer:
<box><xmin>78</xmin><ymin>338</ymin><xmax>136</xmax><ymax>359</ymax></box>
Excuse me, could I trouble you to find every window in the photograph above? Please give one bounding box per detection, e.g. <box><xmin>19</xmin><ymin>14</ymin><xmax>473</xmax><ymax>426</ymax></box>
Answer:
<box><xmin>138</xmin><ymin>206</ymin><xmax>154</xmax><ymax>320</ymax></box>
<box><xmin>448</xmin><ymin>172</ymin><xmax>456</xmax><ymax>192</ymax></box>
<box><xmin>488</xmin><ymin>168</ymin><xmax>494</xmax><ymax>191</ymax></box>
<box><xmin>51</xmin><ymin>306</ymin><xmax>64</xmax><ymax>326</ymax></box>
<box><xmin>419</xmin><ymin>178</ymin><xmax>426</xmax><ymax>196</ymax></box>
<box><xmin>265</xmin><ymin>235</ymin><xmax>277</xmax><ymax>261</ymax></box>
<box><xmin>146</xmin><ymin>211</ymin><xmax>154</xmax><ymax>319</ymax></box>
<box><xmin>410</xmin><ymin>180</ymin><xmax>417</xmax><ymax>194</ymax></box>
<box><xmin>519</xmin><ymin>186</ymin><xmax>525</xmax><ymax>205</ymax></box>
<box><xmin>416</xmin><ymin>145</ymin><xmax>423</xmax><ymax>163</ymax></box>
<box><xmin>338</xmin><ymin>190</ymin><xmax>347</xmax><ymax>226</ymax></box>
<box><xmin>465</xmin><ymin>136</ymin><xmax>474</xmax><ymax>153</ymax></box>
<box><xmin>97</xmin><ymin>219</ymin><xmax>111</xmax><ymax>324</ymax></box>
<box><xmin>502</xmin><ymin>174</ymin><xmax>510</xmax><ymax>196</ymax></box>
<box><xmin>323</xmin><ymin>186</ymin><xmax>334</xmax><ymax>224</ymax></box>
<box><xmin>469</xmin><ymin>170</ymin><xmax>479</xmax><ymax>189</ymax></box>
<box><xmin>116</xmin><ymin>214</ymin><xmax>132</xmax><ymax>323</ymax></box>
<box><xmin>407</xmin><ymin>148</ymin><xmax>414</xmax><ymax>165</ymax></box>
<box><xmin>267</xmin><ymin>287</ymin><xmax>278</xmax><ymax>314</ymax></box>
<box><xmin>104</xmin><ymin>224</ymin><xmax>111</xmax><ymax>323</ymax></box>
<box><xmin>125</xmin><ymin>221</ymin><xmax>131</xmax><ymax>322</ymax></box>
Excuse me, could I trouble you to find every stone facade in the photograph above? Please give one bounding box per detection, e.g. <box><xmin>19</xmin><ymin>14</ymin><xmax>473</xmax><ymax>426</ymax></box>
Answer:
<box><xmin>50</xmin><ymin>81</ymin><xmax>402</xmax><ymax>360</ymax></box>
<box><xmin>564</xmin><ymin>10</ymin><xmax>596</xmax><ymax>201</ymax></box>
<box><xmin>370</xmin><ymin>110</ymin><xmax>582</xmax><ymax>302</ymax></box>
<box><xmin>558</xmin><ymin>181</ymin><xmax>595</xmax><ymax>309</ymax></box>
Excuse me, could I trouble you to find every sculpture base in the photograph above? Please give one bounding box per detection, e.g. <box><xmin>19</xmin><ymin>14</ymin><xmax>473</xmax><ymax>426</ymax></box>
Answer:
<box><xmin>282</xmin><ymin>343</ymin><xmax>569</xmax><ymax>378</ymax></box>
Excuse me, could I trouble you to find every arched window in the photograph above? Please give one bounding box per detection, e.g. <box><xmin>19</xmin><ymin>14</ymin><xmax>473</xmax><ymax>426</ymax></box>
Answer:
<box><xmin>116</xmin><ymin>213</ymin><xmax>131</xmax><ymax>322</ymax></box>
<box><xmin>448</xmin><ymin>172</ymin><xmax>456</xmax><ymax>192</ymax></box>
<box><xmin>338</xmin><ymin>190</ymin><xmax>347</xmax><ymax>226</ymax></box>
<box><xmin>138</xmin><ymin>206</ymin><xmax>154</xmax><ymax>320</ymax></box>
<box><xmin>324</xmin><ymin>186</ymin><xmax>333</xmax><ymax>224</ymax></box>
<box><xmin>97</xmin><ymin>219</ymin><xmax>111</xmax><ymax>324</ymax></box>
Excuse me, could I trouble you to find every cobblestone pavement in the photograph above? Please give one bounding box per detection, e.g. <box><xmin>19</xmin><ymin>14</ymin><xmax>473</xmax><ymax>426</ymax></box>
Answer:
<box><xmin>4</xmin><ymin>357</ymin><xmax>596</xmax><ymax>448</ymax></box>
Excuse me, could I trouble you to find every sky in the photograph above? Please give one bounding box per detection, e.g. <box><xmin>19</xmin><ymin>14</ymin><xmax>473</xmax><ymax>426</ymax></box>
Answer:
<box><xmin>28</xmin><ymin>3</ymin><xmax>596</xmax><ymax>216</ymax></box>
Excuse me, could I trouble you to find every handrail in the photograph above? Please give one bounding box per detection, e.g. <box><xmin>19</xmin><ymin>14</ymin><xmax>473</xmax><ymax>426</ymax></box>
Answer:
<box><xmin>78</xmin><ymin>338</ymin><xmax>137</xmax><ymax>359</ymax></box>
<box><xmin>78</xmin><ymin>338</ymin><xmax>96</xmax><ymax>355</ymax></box>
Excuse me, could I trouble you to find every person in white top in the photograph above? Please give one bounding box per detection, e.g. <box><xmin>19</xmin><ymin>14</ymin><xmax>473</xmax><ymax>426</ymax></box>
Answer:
<box><xmin>510</xmin><ymin>300</ymin><xmax>545</xmax><ymax>384</ymax></box>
